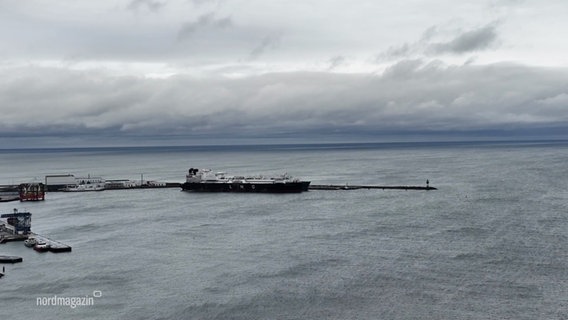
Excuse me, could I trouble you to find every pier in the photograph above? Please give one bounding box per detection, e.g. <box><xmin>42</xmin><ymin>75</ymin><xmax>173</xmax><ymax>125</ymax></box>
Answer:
<box><xmin>0</xmin><ymin>255</ymin><xmax>23</xmax><ymax>263</ymax></box>
<box><xmin>7</xmin><ymin>173</ymin><xmax>439</xmax><ymax>193</ymax></box>
<box><xmin>29</xmin><ymin>233</ymin><xmax>72</xmax><ymax>253</ymax></box>
<box><xmin>0</xmin><ymin>231</ymin><xmax>72</xmax><ymax>253</ymax></box>
<box><xmin>1</xmin><ymin>209</ymin><xmax>72</xmax><ymax>253</ymax></box>
<box><xmin>0</xmin><ymin>233</ymin><xmax>72</xmax><ymax>253</ymax></box>
<box><xmin>0</xmin><ymin>234</ymin><xmax>28</xmax><ymax>243</ymax></box>
<box><xmin>309</xmin><ymin>184</ymin><xmax>437</xmax><ymax>191</ymax></box>
<box><xmin>69</xmin><ymin>182</ymin><xmax>436</xmax><ymax>191</ymax></box>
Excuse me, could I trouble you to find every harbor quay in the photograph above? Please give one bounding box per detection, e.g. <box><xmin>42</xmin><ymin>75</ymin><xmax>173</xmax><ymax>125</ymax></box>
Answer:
<box><xmin>0</xmin><ymin>209</ymin><xmax>72</xmax><ymax>253</ymax></box>
<box><xmin>0</xmin><ymin>172</ymin><xmax>435</xmax><ymax>279</ymax></box>
<box><xmin>2</xmin><ymin>172</ymin><xmax>436</xmax><ymax>198</ymax></box>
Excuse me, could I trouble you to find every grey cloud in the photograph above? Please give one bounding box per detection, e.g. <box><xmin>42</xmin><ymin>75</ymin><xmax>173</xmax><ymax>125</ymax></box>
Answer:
<box><xmin>420</xmin><ymin>26</ymin><xmax>438</xmax><ymax>42</ymax></box>
<box><xmin>1</xmin><ymin>62</ymin><xmax>568</xmax><ymax>144</ymax></box>
<box><xmin>376</xmin><ymin>25</ymin><xmax>438</xmax><ymax>62</ymax></box>
<box><xmin>428</xmin><ymin>24</ymin><xmax>499</xmax><ymax>54</ymax></box>
<box><xmin>248</xmin><ymin>34</ymin><xmax>281</xmax><ymax>60</ymax></box>
<box><xmin>189</xmin><ymin>0</ymin><xmax>223</xmax><ymax>6</ymax></box>
<box><xmin>127</xmin><ymin>0</ymin><xmax>167</xmax><ymax>12</ymax></box>
<box><xmin>215</xmin><ymin>17</ymin><xmax>232</xmax><ymax>28</ymax></box>
<box><xmin>489</xmin><ymin>0</ymin><xmax>526</xmax><ymax>9</ymax></box>
<box><xmin>177</xmin><ymin>13</ymin><xmax>233</xmax><ymax>41</ymax></box>
<box><xmin>382</xmin><ymin>59</ymin><xmax>425</xmax><ymax>79</ymax></box>
<box><xmin>327</xmin><ymin>56</ymin><xmax>346</xmax><ymax>70</ymax></box>
<box><xmin>377</xmin><ymin>23</ymin><xmax>499</xmax><ymax>62</ymax></box>
<box><xmin>376</xmin><ymin>43</ymin><xmax>412</xmax><ymax>62</ymax></box>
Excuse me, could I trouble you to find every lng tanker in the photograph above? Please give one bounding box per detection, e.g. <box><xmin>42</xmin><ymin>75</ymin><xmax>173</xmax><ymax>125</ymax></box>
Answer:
<box><xmin>181</xmin><ymin>168</ymin><xmax>310</xmax><ymax>193</ymax></box>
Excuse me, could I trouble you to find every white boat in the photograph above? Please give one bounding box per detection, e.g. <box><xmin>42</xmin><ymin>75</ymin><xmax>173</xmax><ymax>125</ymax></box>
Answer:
<box><xmin>24</xmin><ymin>237</ymin><xmax>37</xmax><ymax>247</ymax></box>
<box><xmin>62</xmin><ymin>184</ymin><xmax>105</xmax><ymax>192</ymax></box>
<box><xmin>34</xmin><ymin>241</ymin><xmax>50</xmax><ymax>252</ymax></box>
<box><xmin>62</xmin><ymin>174</ymin><xmax>106</xmax><ymax>192</ymax></box>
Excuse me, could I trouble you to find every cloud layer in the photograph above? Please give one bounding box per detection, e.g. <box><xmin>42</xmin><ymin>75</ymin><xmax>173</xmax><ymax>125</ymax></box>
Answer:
<box><xmin>1</xmin><ymin>0</ymin><xmax>568</xmax><ymax>146</ymax></box>
<box><xmin>1</xmin><ymin>61</ymin><xmax>567</xmax><ymax>146</ymax></box>
<box><xmin>378</xmin><ymin>23</ymin><xmax>500</xmax><ymax>62</ymax></box>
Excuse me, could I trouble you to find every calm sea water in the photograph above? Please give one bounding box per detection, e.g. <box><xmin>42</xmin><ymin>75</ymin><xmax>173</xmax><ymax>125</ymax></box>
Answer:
<box><xmin>0</xmin><ymin>141</ymin><xmax>567</xmax><ymax>319</ymax></box>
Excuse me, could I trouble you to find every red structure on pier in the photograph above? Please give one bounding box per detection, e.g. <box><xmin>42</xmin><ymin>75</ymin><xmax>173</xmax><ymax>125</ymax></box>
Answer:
<box><xmin>19</xmin><ymin>183</ymin><xmax>45</xmax><ymax>201</ymax></box>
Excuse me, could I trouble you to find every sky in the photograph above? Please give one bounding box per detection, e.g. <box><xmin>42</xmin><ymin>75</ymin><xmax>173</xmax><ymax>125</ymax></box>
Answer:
<box><xmin>1</xmin><ymin>0</ymin><xmax>567</xmax><ymax>147</ymax></box>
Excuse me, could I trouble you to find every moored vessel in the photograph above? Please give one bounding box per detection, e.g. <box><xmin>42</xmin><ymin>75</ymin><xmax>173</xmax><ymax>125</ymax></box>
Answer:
<box><xmin>33</xmin><ymin>241</ymin><xmax>50</xmax><ymax>252</ymax></box>
<box><xmin>62</xmin><ymin>184</ymin><xmax>105</xmax><ymax>192</ymax></box>
<box><xmin>46</xmin><ymin>174</ymin><xmax>106</xmax><ymax>191</ymax></box>
<box><xmin>181</xmin><ymin>168</ymin><xmax>310</xmax><ymax>193</ymax></box>
<box><xmin>0</xmin><ymin>185</ymin><xmax>20</xmax><ymax>202</ymax></box>
<box><xmin>24</xmin><ymin>237</ymin><xmax>37</xmax><ymax>247</ymax></box>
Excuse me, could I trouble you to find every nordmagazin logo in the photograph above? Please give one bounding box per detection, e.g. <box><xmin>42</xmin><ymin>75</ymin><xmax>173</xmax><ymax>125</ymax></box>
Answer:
<box><xmin>36</xmin><ymin>290</ymin><xmax>102</xmax><ymax>308</ymax></box>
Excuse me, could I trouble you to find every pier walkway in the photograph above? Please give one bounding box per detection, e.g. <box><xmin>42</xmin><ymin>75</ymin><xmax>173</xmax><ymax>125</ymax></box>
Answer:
<box><xmin>30</xmin><ymin>233</ymin><xmax>72</xmax><ymax>253</ymax></box>
<box><xmin>0</xmin><ymin>232</ymin><xmax>72</xmax><ymax>253</ymax></box>
<box><xmin>309</xmin><ymin>184</ymin><xmax>437</xmax><ymax>191</ymax></box>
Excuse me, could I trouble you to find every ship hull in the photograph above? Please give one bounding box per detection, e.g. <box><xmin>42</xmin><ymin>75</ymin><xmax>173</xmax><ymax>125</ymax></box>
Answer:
<box><xmin>181</xmin><ymin>181</ymin><xmax>310</xmax><ymax>193</ymax></box>
<box><xmin>0</xmin><ymin>186</ymin><xmax>20</xmax><ymax>202</ymax></box>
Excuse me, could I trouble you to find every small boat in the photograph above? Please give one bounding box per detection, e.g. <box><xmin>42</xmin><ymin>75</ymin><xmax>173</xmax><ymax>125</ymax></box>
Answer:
<box><xmin>24</xmin><ymin>237</ymin><xmax>37</xmax><ymax>247</ymax></box>
<box><xmin>34</xmin><ymin>241</ymin><xmax>50</xmax><ymax>252</ymax></box>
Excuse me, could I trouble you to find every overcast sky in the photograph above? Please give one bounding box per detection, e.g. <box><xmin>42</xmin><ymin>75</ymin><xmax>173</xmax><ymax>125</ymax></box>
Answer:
<box><xmin>1</xmin><ymin>0</ymin><xmax>567</xmax><ymax>147</ymax></box>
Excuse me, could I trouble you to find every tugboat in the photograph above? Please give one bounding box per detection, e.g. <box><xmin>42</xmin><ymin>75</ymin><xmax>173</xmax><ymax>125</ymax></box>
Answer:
<box><xmin>181</xmin><ymin>168</ymin><xmax>310</xmax><ymax>193</ymax></box>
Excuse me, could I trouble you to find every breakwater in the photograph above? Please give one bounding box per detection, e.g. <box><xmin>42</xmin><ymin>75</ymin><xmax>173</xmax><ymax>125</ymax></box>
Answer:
<box><xmin>309</xmin><ymin>184</ymin><xmax>436</xmax><ymax>191</ymax></box>
<box><xmin>102</xmin><ymin>183</ymin><xmax>437</xmax><ymax>191</ymax></box>
<box><xmin>4</xmin><ymin>182</ymin><xmax>437</xmax><ymax>192</ymax></box>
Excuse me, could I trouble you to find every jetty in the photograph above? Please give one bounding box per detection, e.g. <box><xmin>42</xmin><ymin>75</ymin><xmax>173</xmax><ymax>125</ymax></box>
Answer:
<box><xmin>1</xmin><ymin>232</ymin><xmax>72</xmax><ymax>253</ymax></box>
<box><xmin>0</xmin><ymin>232</ymin><xmax>72</xmax><ymax>253</ymax></box>
<box><xmin>1</xmin><ymin>209</ymin><xmax>72</xmax><ymax>253</ymax></box>
<box><xmin>29</xmin><ymin>233</ymin><xmax>72</xmax><ymax>253</ymax></box>
<box><xmin>0</xmin><ymin>255</ymin><xmax>23</xmax><ymax>263</ymax></box>
<box><xmin>4</xmin><ymin>172</ymin><xmax>440</xmax><ymax>193</ymax></box>
<box><xmin>309</xmin><ymin>184</ymin><xmax>436</xmax><ymax>191</ymax></box>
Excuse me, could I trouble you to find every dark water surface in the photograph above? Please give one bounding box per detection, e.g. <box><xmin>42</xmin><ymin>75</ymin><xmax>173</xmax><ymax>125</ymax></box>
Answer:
<box><xmin>0</xmin><ymin>141</ymin><xmax>567</xmax><ymax>319</ymax></box>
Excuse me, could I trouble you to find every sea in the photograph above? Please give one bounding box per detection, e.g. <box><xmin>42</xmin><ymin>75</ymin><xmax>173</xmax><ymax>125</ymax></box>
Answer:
<box><xmin>0</xmin><ymin>140</ymin><xmax>566</xmax><ymax>320</ymax></box>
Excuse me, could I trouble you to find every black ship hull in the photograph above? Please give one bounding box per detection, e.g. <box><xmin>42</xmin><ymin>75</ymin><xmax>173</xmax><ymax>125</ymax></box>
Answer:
<box><xmin>45</xmin><ymin>184</ymin><xmax>69</xmax><ymax>192</ymax></box>
<box><xmin>181</xmin><ymin>181</ymin><xmax>310</xmax><ymax>193</ymax></box>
